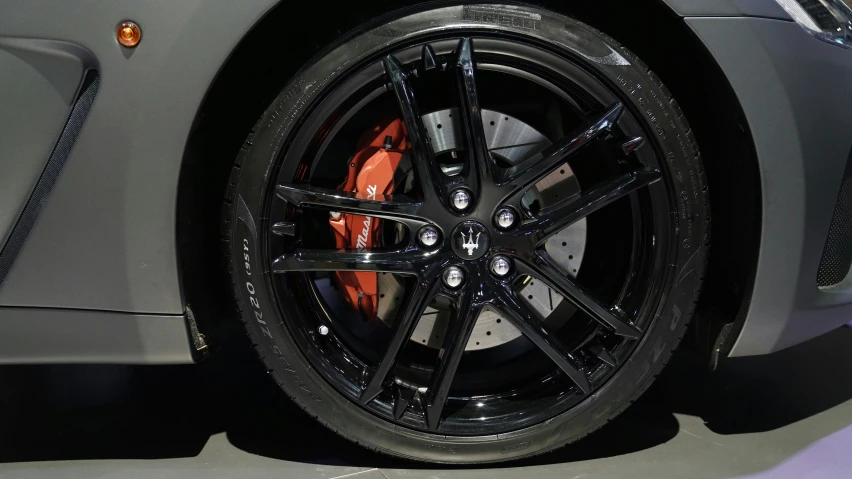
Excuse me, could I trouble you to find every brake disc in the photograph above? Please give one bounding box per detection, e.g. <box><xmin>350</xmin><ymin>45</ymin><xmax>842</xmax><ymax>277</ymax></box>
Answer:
<box><xmin>377</xmin><ymin>109</ymin><xmax>587</xmax><ymax>351</ymax></box>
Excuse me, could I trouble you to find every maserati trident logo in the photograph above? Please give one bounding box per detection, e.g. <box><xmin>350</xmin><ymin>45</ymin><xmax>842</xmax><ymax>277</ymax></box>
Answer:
<box><xmin>451</xmin><ymin>222</ymin><xmax>489</xmax><ymax>260</ymax></box>
<box><xmin>461</xmin><ymin>227</ymin><xmax>481</xmax><ymax>256</ymax></box>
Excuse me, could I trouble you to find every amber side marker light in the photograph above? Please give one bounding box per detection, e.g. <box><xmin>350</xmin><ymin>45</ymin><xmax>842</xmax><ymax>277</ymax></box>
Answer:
<box><xmin>117</xmin><ymin>21</ymin><xmax>141</xmax><ymax>47</ymax></box>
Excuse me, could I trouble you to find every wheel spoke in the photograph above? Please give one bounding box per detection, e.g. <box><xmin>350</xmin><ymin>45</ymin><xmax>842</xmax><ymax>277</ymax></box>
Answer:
<box><xmin>590</xmin><ymin>344</ymin><xmax>618</xmax><ymax>367</ymax></box>
<box><xmin>494</xmin><ymin>287</ymin><xmax>591</xmax><ymax>394</ymax></box>
<box><xmin>276</xmin><ymin>183</ymin><xmax>427</xmax><ymax>231</ymax></box>
<box><xmin>501</xmin><ymin>103</ymin><xmax>624</xmax><ymax>203</ymax></box>
<box><xmin>424</xmin><ymin>289</ymin><xmax>482</xmax><ymax>431</ymax></box>
<box><xmin>383</xmin><ymin>54</ymin><xmax>445</xmax><ymax>202</ymax></box>
<box><xmin>515</xmin><ymin>255</ymin><xmax>642</xmax><ymax>339</ymax></box>
<box><xmin>393</xmin><ymin>386</ymin><xmax>417</xmax><ymax>420</ymax></box>
<box><xmin>272</xmin><ymin>249</ymin><xmax>430</xmax><ymax>274</ymax></box>
<box><xmin>455</xmin><ymin>37</ymin><xmax>493</xmax><ymax>193</ymax></box>
<box><xmin>516</xmin><ymin>168</ymin><xmax>662</xmax><ymax>242</ymax></box>
<box><xmin>271</xmin><ymin>221</ymin><xmax>296</xmax><ymax>236</ymax></box>
<box><xmin>621</xmin><ymin>136</ymin><xmax>645</xmax><ymax>154</ymax></box>
<box><xmin>360</xmin><ymin>277</ymin><xmax>441</xmax><ymax>404</ymax></box>
<box><xmin>421</xmin><ymin>44</ymin><xmax>438</xmax><ymax>72</ymax></box>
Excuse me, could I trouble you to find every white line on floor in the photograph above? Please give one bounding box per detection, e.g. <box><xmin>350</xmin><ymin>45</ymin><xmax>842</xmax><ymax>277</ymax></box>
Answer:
<box><xmin>330</xmin><ymin>468</ymin><xmax>380</xmax><ymax>479</ymax></box>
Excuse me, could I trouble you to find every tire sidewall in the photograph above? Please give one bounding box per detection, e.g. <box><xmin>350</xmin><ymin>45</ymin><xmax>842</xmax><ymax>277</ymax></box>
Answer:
<box><xmin>227</xmin><ymin>4</ymin><xmax>706</xmax><ymax>463</ymax></box>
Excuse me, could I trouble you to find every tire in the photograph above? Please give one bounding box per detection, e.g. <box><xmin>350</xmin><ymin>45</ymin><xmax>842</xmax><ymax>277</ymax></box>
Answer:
<box><xmin>222</xmin><ymin>3</ymin><xmax>708</xmax><ymax>464</ymax></box>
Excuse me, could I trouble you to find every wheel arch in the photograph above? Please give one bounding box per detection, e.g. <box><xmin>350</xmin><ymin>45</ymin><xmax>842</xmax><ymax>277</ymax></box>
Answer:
<box><xmin>177</xmin><ymin>0</ymin><xmax>762</xmax><ymax>357</ymax></box>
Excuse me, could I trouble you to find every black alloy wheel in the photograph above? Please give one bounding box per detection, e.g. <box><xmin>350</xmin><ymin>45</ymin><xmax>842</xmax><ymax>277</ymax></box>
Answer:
<box><xmin>224</xmin><ymin>4</ymin><xmax>708</xmax><ymax>463</ymax></box>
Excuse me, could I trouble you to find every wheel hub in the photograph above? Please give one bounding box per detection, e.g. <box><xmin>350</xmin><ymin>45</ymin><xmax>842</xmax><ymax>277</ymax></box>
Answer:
<box><xmin>379</xmin><ymin>109</ymin><xmax>586</xmax><ymax>351</ymax></box>
<box><xmin>450</xmin><ymin>221</ymin><xmax>490</xmax><ymax>260</ymax></box>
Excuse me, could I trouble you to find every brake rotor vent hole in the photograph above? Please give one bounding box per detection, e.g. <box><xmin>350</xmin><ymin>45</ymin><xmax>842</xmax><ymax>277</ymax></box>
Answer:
<box><xmin>560</xmin><ymin>169</ymin><xmax>565</xmax><ymax>175</ymax></box>
<box><xmin>562</xmin><ymin>242</ymin><xmax>567</xmax><ymax>246</ymax></box>
<box><xmin>496</xmin><ymin>319</ymin><xmax>501</xmax><ymax>323</ymax></box>
<box><xmin>528</xmin><ymin>295</ymin><xmax>533</xmax><ymax>299</ymax></box>
<box><xmin>380</xmin><ymin>294</ymin><xmax>385</xmax><ymax>298</ymax></box>
<box><xmin>437</xmin><ymin>124</ymin><xmax>443</xmax><ymax>129</ymax></box>
<box><xmin>486</xmin><ymin>331</ymin><xmax>491</xmax><ymax>336</ymax></box>
<box><xmin>490</xmin><ymin>120</ymin><xmax>495</xmax><ymax>126</ymax></box>
<box><xmin>569</xmin><ymin>255</ymin><xmax>574</xmax><ymax>259</ymax></box>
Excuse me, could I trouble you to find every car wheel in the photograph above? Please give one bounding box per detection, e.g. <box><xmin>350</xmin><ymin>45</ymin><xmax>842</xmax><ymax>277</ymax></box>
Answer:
<box><xmin>223</xmin><ymin>3</ymin><xmax>708</xmax><ymax>464</ymax></box>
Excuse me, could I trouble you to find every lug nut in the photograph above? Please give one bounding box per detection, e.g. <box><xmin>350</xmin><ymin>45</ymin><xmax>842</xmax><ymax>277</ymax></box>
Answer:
<box><xmin>442</xmin><ymin>266</ymin><xmax>465</xmax><ymax>289</ymax></box>
<box><xmin>494</xmin><ymin>208</ymin><xmax>516</xmax><ymax>230</ymax></box>
<box><xmin>318</xmin><ymin>325</ymin><xmax>329</xmax><ymax>336</ymax></box>
<box><xmin>490</xmin><ymin>256</ymin><xmax>512</xmax><ymax>278</ymax></box>
<box><xmin>451</xmin><ymin>189</ymin><xmax>471</xmax><ymax>211</ymax></box>
<box><xmin>418</xmin><ymin>226</ymin><xmax>440</xmax><ymax>248</ymax></box>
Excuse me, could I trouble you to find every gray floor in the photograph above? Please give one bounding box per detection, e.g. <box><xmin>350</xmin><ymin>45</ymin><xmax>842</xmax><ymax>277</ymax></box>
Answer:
<box><xmin>2</xmin><ymin>327</ymin><xmax>852</xmax><ymax>479</ymax></box>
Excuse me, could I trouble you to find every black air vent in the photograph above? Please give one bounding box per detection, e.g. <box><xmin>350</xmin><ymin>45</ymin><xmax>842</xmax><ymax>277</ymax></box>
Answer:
<box><xmin>0</xmin><ymin>71</ymin><xmax>99</xmax><ymax>286</ymax></box>
<box><xmin>818</xmin><ymin>147</ymin><xmax>852</xmax><ymax>288</ymax></box>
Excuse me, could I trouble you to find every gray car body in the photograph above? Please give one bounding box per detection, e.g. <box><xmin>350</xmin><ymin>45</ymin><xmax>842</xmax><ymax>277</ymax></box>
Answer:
<box><xmin>0</xmin><ymin>0</ymin><xmax>849</xmax><ymax>363</ymax></box>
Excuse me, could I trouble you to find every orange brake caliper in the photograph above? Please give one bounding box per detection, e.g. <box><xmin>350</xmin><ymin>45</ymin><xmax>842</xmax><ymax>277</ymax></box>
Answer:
<box><xmin>329</xmin><ymin>119</ymin><xmax>408</xmax><ymax>321</ymax></box>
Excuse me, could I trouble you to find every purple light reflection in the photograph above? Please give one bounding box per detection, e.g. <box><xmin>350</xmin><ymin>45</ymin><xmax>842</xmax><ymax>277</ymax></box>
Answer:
<box><xmin>737</xmin><ymin>425</ymin><xmax>852</xmax><ymax>479</ymax></box>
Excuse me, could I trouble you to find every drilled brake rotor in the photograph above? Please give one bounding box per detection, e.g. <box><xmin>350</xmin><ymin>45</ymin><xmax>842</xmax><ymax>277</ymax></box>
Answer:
<box><xmin>376</xmin><ymin>108</ymin><xmax>587</xmax><ymax>351</ymax></box>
